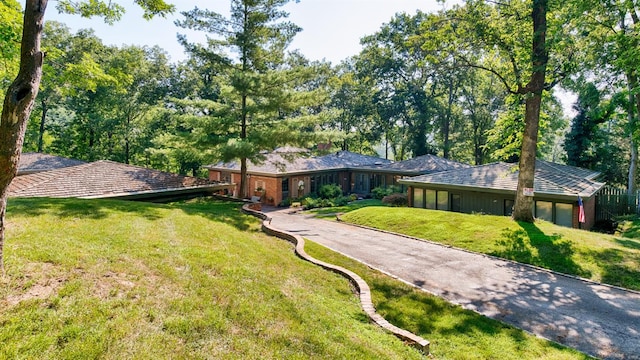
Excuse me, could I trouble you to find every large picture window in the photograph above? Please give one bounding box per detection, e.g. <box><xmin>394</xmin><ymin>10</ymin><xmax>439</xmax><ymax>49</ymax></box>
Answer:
<box><xmin>413</xmin><ymin>188</ymin><xmax>424</xmax><ymax>208</ymax></box>
<box><xmin>555</xmin><ymin>203</ymin><xmax>573</xmax><ymax>227</ymax></box>
<box><xmin>437</xmin><ymin>191</ymin><xmax>449</xmax><ymax>210</ymax></box>
<box><xmin>535</xmin><ymin>201</ymin><xmax>553</xmax><ymax>222</ymax></box>
<box><xmin>425</xmin><ymin>190</ymin><xmax>436</xmax><ymax>209</ymax></box>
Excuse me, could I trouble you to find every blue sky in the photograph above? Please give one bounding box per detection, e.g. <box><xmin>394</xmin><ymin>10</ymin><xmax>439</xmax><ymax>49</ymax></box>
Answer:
<box><xmin>46</xmin><ymin>0</ymin><xmax>457</xmax><ymax>64</ymax></box>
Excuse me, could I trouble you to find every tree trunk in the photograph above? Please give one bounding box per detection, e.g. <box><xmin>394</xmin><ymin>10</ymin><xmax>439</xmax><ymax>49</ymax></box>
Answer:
<box><xmin>628</xmin><ymin>72</ymin><xmax>640</xmax><ymax>196</ymax></box>
<box><xmin>512</xmin><ymin>0</ymin><xmax>548</xmax><ymax>222</ymax></box>
<box><xmin>37</xmin><ymin>98</ymin><xmax>47</xmax><ymax>152</ymax></box>
<box><xmin>0</xmin><ymin>0</ymin><xmax>48</xmax><ymax>272</ymax></box>
<box><xmin>513</xmin><ymin>94</ymin><xmax>542</xmax><ymax>222</ymax></box>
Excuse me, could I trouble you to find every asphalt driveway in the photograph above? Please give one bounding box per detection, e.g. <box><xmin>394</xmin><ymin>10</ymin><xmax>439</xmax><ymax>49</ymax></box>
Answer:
<box><xmin>264</xmin><ymin>208</ymin><xmax>640</xmax><ymax>360</ymax></box>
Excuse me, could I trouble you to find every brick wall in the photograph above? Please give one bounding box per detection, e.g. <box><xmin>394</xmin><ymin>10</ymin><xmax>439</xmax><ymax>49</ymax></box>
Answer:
<box><xmin>572</xmin><ymin>196</ymin><xmax>596</xmax><ymax>230</ymax></box>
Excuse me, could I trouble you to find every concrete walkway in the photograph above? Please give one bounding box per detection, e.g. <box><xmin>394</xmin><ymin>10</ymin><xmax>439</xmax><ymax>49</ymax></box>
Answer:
<box><xmin>264</xmin><ymin>208</ymin><xmax>640</xmax><ymax>360</ymax></box>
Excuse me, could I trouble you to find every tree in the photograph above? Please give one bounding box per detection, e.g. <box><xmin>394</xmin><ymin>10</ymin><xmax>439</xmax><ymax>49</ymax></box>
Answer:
<box><xmin>0</xmin><ymin>0</ymin><xmax>174</xmax><ymax>273</ymax></box>
<box><xmin>0</xmin><ymin>0</ymin><xmax>23</xmax><ymax>102</ymax></box>
<box><xmin>435</xmin><ymin>0</ymin><xmax>575</xmax><ymax>222</ymax></box>
<box><xmin>175</xmin><ymin>0</ymin><xmax>327</xmax><ymax>198</ymax></box>
<box><xmin>570</xmin><ymin>0</ymin><xmax>640</xmax><ymax>195</ymax></box>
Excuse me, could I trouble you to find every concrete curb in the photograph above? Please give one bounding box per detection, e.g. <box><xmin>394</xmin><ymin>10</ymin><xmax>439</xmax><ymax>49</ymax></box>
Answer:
<box><xmin>241</xmin><ymin>204</ymin><xmax>430</xmax><ymax>354</ymax></box>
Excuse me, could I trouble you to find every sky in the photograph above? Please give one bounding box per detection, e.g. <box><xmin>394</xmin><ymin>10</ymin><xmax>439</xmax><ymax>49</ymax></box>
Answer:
<box><xmin>46</xmin><ymin>0</ymin><xmax>458</xmax><ymax>64</ymax></box>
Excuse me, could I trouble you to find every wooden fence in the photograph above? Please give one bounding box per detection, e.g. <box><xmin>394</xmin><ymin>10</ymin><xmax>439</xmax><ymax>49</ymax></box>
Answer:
<box><xmin>595</xmin><ymin>186</ymin><xmax>640</xmax><ymax>221</ymax></box>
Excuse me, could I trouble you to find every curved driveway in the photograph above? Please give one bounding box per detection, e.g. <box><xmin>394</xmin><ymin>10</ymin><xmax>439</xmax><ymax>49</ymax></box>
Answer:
<box><xmin>264</xmin><ymin>208</ymin><xmax>640</xmax><ymax>360</ymax></box>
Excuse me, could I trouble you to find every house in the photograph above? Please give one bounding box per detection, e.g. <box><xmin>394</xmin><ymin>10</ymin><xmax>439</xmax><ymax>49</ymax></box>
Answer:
<box><xmin>204</xmin><ymin>148</ymin><xmax>469</xmax><ymax>206</ymax></box>
<box><xmin>399</xmin><ymin>160</ymin><xmax>605</xmax><ymax>230</ymax></box>
<box><xmin>10</xmin><ymin>159</ymin><xmax>233</xmax><ymax>202</ymax></box>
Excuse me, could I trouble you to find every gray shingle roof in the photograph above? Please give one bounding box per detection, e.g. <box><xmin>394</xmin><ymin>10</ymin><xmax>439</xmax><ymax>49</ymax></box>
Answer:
<box><xmin>9</xmin><ymin>160</ymin><xmax>229</xmax><ymax>199</ymax></box>
<box><xmin>205</xmin><ymin>150</ymin><xmax>392</xmax><ymax>175</ymax></box>
<box><xmin>378</xmin><ymin>154</ymin><xmax>471</xmax><ymax>175</ymax></box>
<box><xmin>399</xmin><ymin>160</ymin><xmax>605</xmax><ymax>198</ymax></box>
<box><xmin>18</xmin><ymin>152</ymin><xmax>86</xmax><ymax>175</ymax></box>
<box><xmin>204</xmin><ymin>150</ymin><xmax>471</xmax><ymax>176</ymax></box>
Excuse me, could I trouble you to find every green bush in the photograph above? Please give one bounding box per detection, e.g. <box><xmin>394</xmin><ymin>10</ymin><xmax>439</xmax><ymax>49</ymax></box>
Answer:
<box><xmin>318</xmin><ymin>184</ymin><xmax>343</xmax><ymax>199</ymax></box>
<box><xmin>382</xmin><ymin>193</ymin><xmax>408</xmax><ymax>207</ymax></box>
<box><xmin>333</xmin><ymin>196</ymin><xmax>351</xmax><ymax>207</ymax></box>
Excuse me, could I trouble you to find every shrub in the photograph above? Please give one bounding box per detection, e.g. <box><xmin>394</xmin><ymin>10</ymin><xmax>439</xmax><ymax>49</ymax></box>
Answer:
<box><xmin>382</xmin><ymin>193</ymin><xmax>408</xmax><ymax>207</ymax></box>
<box><xmin>372</xmin><ymin>186</ymin><xmax>405</xmax><ymax>200</ymax></box>
<box><xmin>371</xmin><ymin>186</ymin><xmax>390</xmax><ymax>200</ymax></box>
<box><xmin>333</xmin><ymin>196</ymin><xmax>350</xmax><ymax>207</ymax></box>
<box><xmin>318</xmin><ymin>184</ymin><xmax>343</xmax><ymax>199</ymax></box>
<box><xmin>302</xmin><ymin>197</ymin><xmax>319</xmax><ymax>209</ymax></box>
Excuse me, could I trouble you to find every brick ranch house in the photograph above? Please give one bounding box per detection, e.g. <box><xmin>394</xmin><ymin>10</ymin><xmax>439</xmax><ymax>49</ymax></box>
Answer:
<box><xmin>204</xmin><ymin>147</ymin><xmax>469</xmax><ymax>206</ymax></box>
<box><xmin>399</xmin><ymin>160</ymin><xmax>605</xmax><ymax>230</ymax></box>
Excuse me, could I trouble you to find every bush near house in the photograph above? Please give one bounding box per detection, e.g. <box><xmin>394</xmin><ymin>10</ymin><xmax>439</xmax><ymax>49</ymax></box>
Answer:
<box><xmin>382</xmin><ymin>193</ymin><xmax>408</xmax><ymax>207</ymax></box>
<box><xmin>372</xmin><ymin>186</ymin><xmax>405</xmax><ymax>200</ymax></box>
<box><xmin>318</xmin><ymin>184</ymin><xmax>343</xmax><ymax>199</ymax></box>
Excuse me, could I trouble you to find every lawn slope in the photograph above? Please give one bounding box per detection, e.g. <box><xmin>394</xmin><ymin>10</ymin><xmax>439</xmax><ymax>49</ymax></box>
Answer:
<box><xmin>1</xmin><ymin>198</ymin><xmax>419</xmax><ymax>359</ymax></box>
<box><xmin>0</xmin><ymin>198</ymin><xmax>591</xmax><ymax>359</ymax></box>
<box><xmin>341</xmin><ymin>206</ymin><xmax>640</xmax><ymax>291</ymax></box>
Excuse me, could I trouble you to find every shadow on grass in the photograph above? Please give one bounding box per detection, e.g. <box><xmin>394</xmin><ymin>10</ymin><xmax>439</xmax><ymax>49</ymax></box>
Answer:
<box><xmin>7</xmin><ymin>197</ymin><xmax>164</xmax><ymax>220</ymax></box>
<box><xmin>171</xmin><ymin>198</ymin><xmax>256</xmax><ymax>232</ymax></box>
<box><xmin>614</xmin><ymin>238</ymin><xmax>640</xmax><ymax>250</ymax></box>
<box><xmin>491</xmin><ymin>222</ymin><xmax>590</xmax><ymax>278</ymax></box>
<box><xmin>585</xmin><ymin>247</ymin><xmax>640</xmax><ymax>291</ymax></box>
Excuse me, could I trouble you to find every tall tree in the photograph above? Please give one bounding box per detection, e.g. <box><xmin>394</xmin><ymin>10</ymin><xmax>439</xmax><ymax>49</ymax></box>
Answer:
<box><xmin>0</xmin><ymin>0</ymin><xmax>174</xmax><ymax>272</ymax></box>
<box><xmin>175</xmin><ymin>0</ymin><xmax>327</xmax><ymax>198</ymax></box>
<box><xmin>436</xmin><ymin>0</ymin><xmax>575</xmax><ymax>222</ymax></box>
<box><xmin>571</xmin><ymin>0</ymin><xmax>640</xmax><ymax>195</ymax></box>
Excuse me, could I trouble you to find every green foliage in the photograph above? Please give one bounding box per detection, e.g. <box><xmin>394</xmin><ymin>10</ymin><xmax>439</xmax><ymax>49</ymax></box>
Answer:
<box><xmin>381</xmin><ymin>193</ymin><xmax>408</xmax><ymax>207</ymax></box>
<box><xmin>0</xmin><ymin>0</ymin><xmax>22</xmax><ymax>100</ymax></box>
<box><xmin>318</xmin><ymin>184</ymin><xmax>343</xmax><ymax>199</ymax></box>
<box><xmin>174</xmin><ymin>0</ymin><xmax>331</xmax><ymax>197</ymax></box>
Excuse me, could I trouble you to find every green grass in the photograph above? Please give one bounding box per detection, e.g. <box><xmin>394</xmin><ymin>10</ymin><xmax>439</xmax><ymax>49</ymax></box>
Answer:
<box><xmin>309</xmin><ymin>199</ymin><xmax>387</xmax><ymax>218</ymax></box>
<box><xmin>305</xmin><ymin>241</ymin><xmax>592</xmax><ymax>360</ymax></box>
<box><xmin>0</xmin><ymin>198</ymin><xmax>592</xmax><ymax>359</ymax></box>
<box><xmin>1</xmin><ymin>198</ymin><xmax>421</xmax><ymax>359</ymax></box>
<box><xmin>340</xmin><ymin>207</ymin><xmax>640</xmax><ymax>291</ymax></box>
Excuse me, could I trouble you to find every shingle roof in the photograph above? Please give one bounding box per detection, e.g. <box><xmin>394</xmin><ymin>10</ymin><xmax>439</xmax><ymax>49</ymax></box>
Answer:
<box><xmin>378</xmin><ymin>154</ymin><xmax>471</xmax><ymax>175</ymax></box>
<box><xmin>205</xmin><ymin>150</ymin><xmax>392</xmax><ymax>176</ymax></box>
<box><xmin>18</xmin><ymin>152</ymin><xmax>86</xmax><ymax>175</ymax></box>
<box><xmin>9</xmin><ymin>160</ymin><xmax>229</xmax><ymax>199</ymax></box>
<box><xmin>399</xmin><ymin>160</ymin><xmax>605</xmax><ymax>198</ymax></box>
<box><xmin>204</xmin><ymin>150</ymin><xmax>471</xmax><ymax>176</ymax></box>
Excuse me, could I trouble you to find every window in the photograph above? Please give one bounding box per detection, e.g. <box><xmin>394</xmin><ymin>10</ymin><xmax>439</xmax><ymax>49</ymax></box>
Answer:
<box><xmin>504</xmin><ymin>199</ymin><xmax>514</xmax><ymax>216</ymax></box>
<box><xmin>255</xmin><ymin>180</ymin><xmax>265</xmax><ymax>191</ymax></box>
<box><xmin>425</xmin><ymin>190</ymin><xmax>436</xmax><ymax>209</ymax></box>
<box><xmin>437</xmin><ymin>191</ymin><xmax>449</xmax><ymax>210</ymax></box>
<box><xmin>220</xmin><ymin>171</ymin><xmax>231</xmax><ymax>182</ymax></box>
<box><xmin>310</xmin><ymin>176</ymin><xmax>316</xmax><ymax>193</ymax></box>
<box><xmin>451</xmin><ymin>194</ymin><xmax>461</xmax><ymax>212</ymax></box>
<box><xmin>555</xmin><ymin>203</ymin><xmax>573</xmax><ymax>227</ymax></box>
<box><xmin>413</xmin><ymin>188</ymin><xmax>424</xmax><ymax>208</ymax></box>
<box><xmin>282</xmin><ymin>177</ymin><xmax>289</xmax><ymax>192</ymax></box>
<box><xmin>535</xmin><ymin>201</ymin><xmax>553</xmax><ymax>222</ymax></box>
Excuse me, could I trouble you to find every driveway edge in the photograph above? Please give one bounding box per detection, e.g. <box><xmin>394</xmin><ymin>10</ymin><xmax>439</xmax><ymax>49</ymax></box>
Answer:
<box><xmin>335</xmin><ymin>213</ymin><xmax>640</xmax><ymax>296</ymax></box>
<box><xmin>241</xmin><ymin>204</ymin><xmax>430</xmax><ymax>354</ymax></box>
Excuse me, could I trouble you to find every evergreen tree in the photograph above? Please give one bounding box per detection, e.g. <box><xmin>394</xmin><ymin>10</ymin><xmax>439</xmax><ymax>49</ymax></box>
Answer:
<box><xmin>175</xmin><ymin>0</ymin><xmax>328</xmax><ymax>198</ymax></box>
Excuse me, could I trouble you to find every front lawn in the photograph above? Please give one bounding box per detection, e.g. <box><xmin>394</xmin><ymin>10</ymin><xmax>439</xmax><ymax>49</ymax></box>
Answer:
<box><xmin>0</xmin><ymin>198</ymin><xmax>592</xmax><ymax>359</ymax></box>
<box><xmin>1</xmin><ymin>198</ymin><xmax>421</xmax><ymax>359</ymax></box>
<box><xmin>340</xmin><ymin>207</ymin><xmax>640</xmax><ymax>291</ymax></box>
